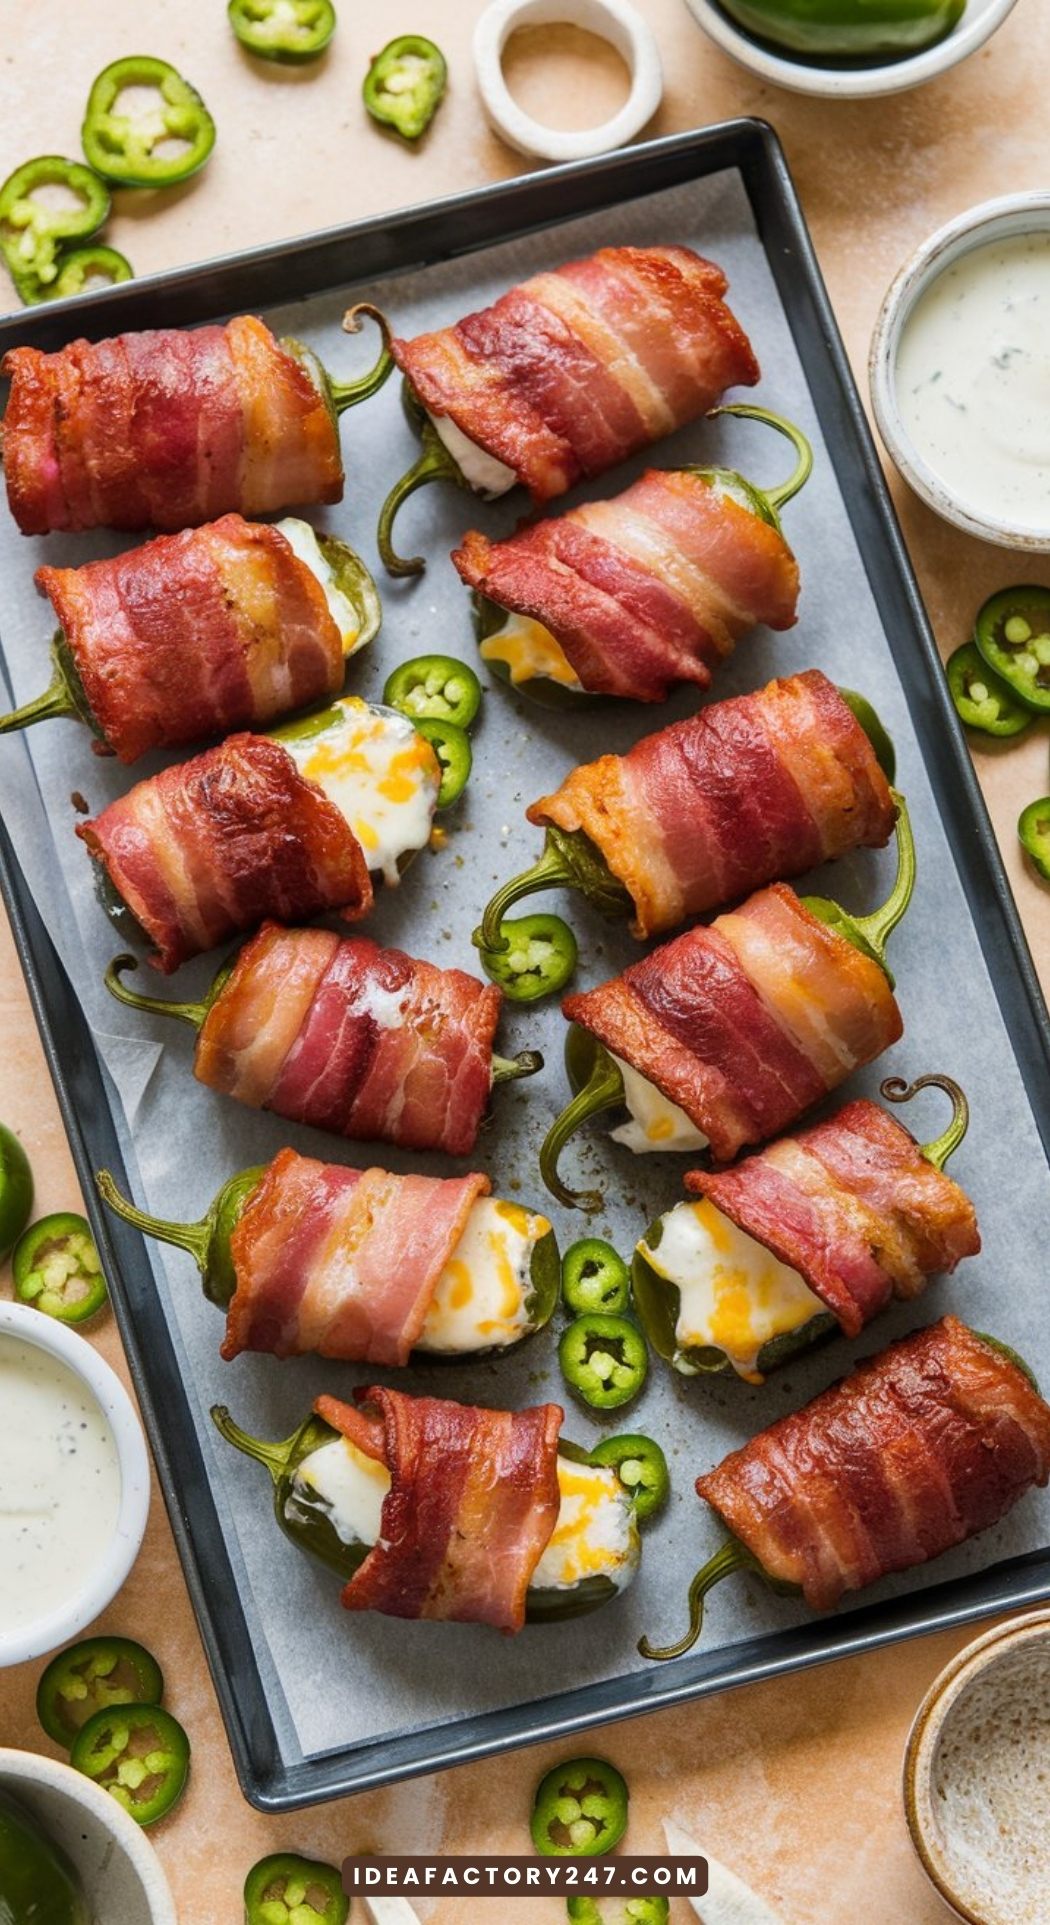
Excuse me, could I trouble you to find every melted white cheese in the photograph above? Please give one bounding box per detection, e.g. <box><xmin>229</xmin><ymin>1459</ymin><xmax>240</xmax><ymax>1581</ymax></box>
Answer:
<box><xmin>288</xmin><ymin>1438</ymin><xmax>638</xmax><ymax>1594</ymax></box>
<box><xmin>280</xmin><ymin>696</ymin><xmax>440</xmax><ymax>887</ymax></box>
<box><xmin>427</xmin><ymin>412</ymin><xmax>517</xmax><ymax>497</ymax></box>
<box><xmin>609</xmin><ymin>1055</ymin><xmax>709</xmax><ymax>1155</ymax></box>
<box><xmin>639</xmin><ymin>1196</ymin><xmax>824</xmax><ymax>1383</ymax></box>
<box><xmin>479</xmin><ymin>613</ymin><xmax>582</xmax><ymax>690</ymax></box>
<box><xmin>420</xmin><ymin>1198</ymin><xmax>550</xmax><ymax>1354</ymax></box>
<box><xmin>276</xmin><ymin>517</ymin><xmax>368</xmax><ymax>656</ymax></box>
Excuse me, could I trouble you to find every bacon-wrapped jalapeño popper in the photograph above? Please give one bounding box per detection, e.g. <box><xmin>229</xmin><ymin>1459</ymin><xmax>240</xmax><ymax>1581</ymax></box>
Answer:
<box><xmin>457</xmin><ymin>404</ymin><xmax>811</xmax><ymax>705</ymax></box>
<box><xmin>105</xmin><ymin>923</ymin><xmax>542</xmax><ymax>1155</ymax></box>
<box><xmin>0</xmin><ymin>306</ymin><xmax>393</xmax><ymax>536</ymax></box>
<box><xmin>539</xmin><ymin>793</ymin><xmax>916</xmax><ymax>1209</ymax></box>
<box><xmin>632</xmin><ymin>1075</ymin><xmax>979</xmax><ymax>1384</ymax></box>
<box><xmin>76</xmin><ymin>689</ymin><xmax>474</xmax><ymax>972</ymax></box>
<box><xmin>639</xmin><ymin>1318</ymin><xmax>1050</xmax><ymax>1661</ymax></box>
<box><xmin>0</xmin><ymin>514</ymin><xmax>380</xmax><ymax>762</ymax></box>
<box><xmin>212</xmin><ymin>1385</ymin><xmax>668</xmax><ymax>1629</ymax></box>
<box><xmin>474</xmin><ymin>672</ymin><xmax>897</xmax><ymax>995</ymax></box>
<box><xmin>97</xmin><ymin>1148</ymin><xmax>560</xmax><ymax>1364</ymax></box>
<box><xmin>371</xmin><ymin>243</ymin><xmax>761</xmax><ymax>576</ymax></box>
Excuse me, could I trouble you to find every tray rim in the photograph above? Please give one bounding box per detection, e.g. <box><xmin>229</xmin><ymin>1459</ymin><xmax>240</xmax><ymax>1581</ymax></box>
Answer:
<box><xmin>2</xmin><ymin>114</ymin><xmax>1049</xmax><ymax>1812</ymax></box>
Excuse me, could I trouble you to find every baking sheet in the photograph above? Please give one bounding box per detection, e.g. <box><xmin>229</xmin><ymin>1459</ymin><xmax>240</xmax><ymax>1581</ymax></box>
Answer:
<box><xmin>2</xmin><ymin>135</ymin><xmax>1049</xmax><ymax>1792</ymax></box>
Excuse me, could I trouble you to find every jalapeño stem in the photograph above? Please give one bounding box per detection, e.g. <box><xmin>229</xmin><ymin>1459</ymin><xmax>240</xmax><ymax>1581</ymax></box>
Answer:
<box><xmin>638</xmin><ymin>1539</ymin><xmax>763</xmax><ymax>1662</ymax></box>
<box><xmin>491</xmin><ymin>1049</ymin><xmax>544</xmax><ymax>1085</ymax></box>
<box><xmin>104</xmin><ymin>953</ymin><xmax>210</xmax><ymax>1029</ymax></box>
<box><xmin>0</xmin><ymin>675</ymin><xmax>74</xmax><ymax>736</ymax></box>
<box><xmin>476</xmin><ymin>838</ymin><xmax>579</xmax><ymax>954</ymax></box>
<box><xmin>843</xmin><ymin>789</ymin><xmax>916</xmax><ymax>963</ymax></box>
<box><xmin>539</xmin><ymin>1050</ymin><xmax>625</xmax><ymax>1212</ymax></box>
<box><xmin>880</xmin><ymin>1072</ymin><xmax>970</xmax><ymax>1172</ymax></box>
<box><xmin>95</xmin><ymin>1170</ymin><xmax>211</xmax><ymax>1272</ymax></box>
<box><xmin>708</xmin><ymin>403</ymin><xmax>814</xmax><ymax>515</ymax></box>
<box><xmin>332</xmin><ymin>302</ymin><xmax>395</xmax><ymax>412</ymax></box>
<box><xmin>210</xmin><ymin>1405</ymin><xmax>292</xmax><ymax>1484</ymax></box>
<box><xmin>376</xmin><ymin>411</ymin><xmax>465</xmax><ymax>578</ymax></box>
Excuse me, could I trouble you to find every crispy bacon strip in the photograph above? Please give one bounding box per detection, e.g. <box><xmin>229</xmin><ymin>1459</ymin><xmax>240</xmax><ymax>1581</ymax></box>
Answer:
<box><xmin>316</xmin><ymin>1387</ymin><xmax>563</xmax><ymax>1631</ymax></box>
<box><xmin>563</xmin><ymin>885</ymin><xmax>902</xmax><ymax>1163</ymax></box>
<box><xmin>78</xmin><ymin>736</ymin><xmax>372</xmax><ymax>973</ymax></box>
<box><xmin>194</xmin><ymin>923</ymin><xmax>503</xmax><ymax>1154</ymax></box>
<box><xmin>37</xmin><ymin>515</ymin><xmax>343</xmax><ymax>764</ymax></box>
<box><xmin>698</xmin><ymin>1318</ymin><xmax>1050</xmax><ymax>1611</ymax></box>
<box><xmin>223</xmin><ymin>1148</ymin><xmax>489</xmax><ymax>1364</ymax></box>
<box><xmin>531</xmin><ymin>672</ymin><xmax>895</xmax><ymax>936</ymax></box>
<box><xmin>687</xmin><ymin>1098</ymin><xmax>979</xmax><ymax>1338</ymax></box>
<box><xmin>393</xmin><ymin>244</ymin><xmax>758</xmax><ymax>503</ymax></box>
<box><xmin>1</xmin><ymin>317</ymin><xmax>342</xmax><ymax>535</ymax></box>
<box><xmin>454</xmin><ymin>467</ymin><xmax>798</xmax><ymax>702</ymax></box>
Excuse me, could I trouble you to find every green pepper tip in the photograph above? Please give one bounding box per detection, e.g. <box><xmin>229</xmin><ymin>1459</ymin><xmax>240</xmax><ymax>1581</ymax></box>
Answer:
<box><xmin>638</xmin><ymin>1538</ymin><xmax>760</xmax><ymax>1662</ymax></box>
<box><xmin>880</xmin><ymin>1071</ymin><xmax>969</xmax><ymax>1171</ymax></box>
<box><xmin>490</xmin><ymin>1047</ymin><xmax>544</xmax><ymax>1085</ymax></box>
<box><xmin>328</xmin><ymin>300</ymin><xmax>395</xmax><ymax>413</ymax></box>
<box><xmin>103</xmin><ymin>953</ymin><xmax>211</xmax><ymax>1029</ymax></box>
<box><xmin>539</xmin><ymin>1039</ymin><xmax>625</xmax><ymax>1212</ymax></box>
<box><xmin>376</xmin><ymin>405</ymin><xmax>467</xmax><ymax>577</ymax></box>
<box><xmin>705</xmin><ymin>402</ymin><xmax>813</xmax><ymax>519</ymax></box>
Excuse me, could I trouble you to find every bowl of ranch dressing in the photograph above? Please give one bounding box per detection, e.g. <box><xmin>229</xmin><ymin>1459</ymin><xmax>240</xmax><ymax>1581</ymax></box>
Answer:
<box><xmin>0</xmin><ymin>1300</ymin><xmax>149</xmax><ymax>1667</ymax></box>
<box><xmin>904</xmin><ymin>1611</ymin><xmax>1050</xmax><ymax>1924</ymax></box>
<box><xmin>871</xmin><ymin>193</ymin><xmax>1050</xmax><ymax>549</ymax></box>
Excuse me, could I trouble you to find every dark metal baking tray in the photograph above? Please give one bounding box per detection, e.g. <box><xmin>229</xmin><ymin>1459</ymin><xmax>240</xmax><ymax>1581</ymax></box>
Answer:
<box><xmin>2</xmin><ymin>119</ymin><xmax>1049</xmax><ymax>1811</ymax></box>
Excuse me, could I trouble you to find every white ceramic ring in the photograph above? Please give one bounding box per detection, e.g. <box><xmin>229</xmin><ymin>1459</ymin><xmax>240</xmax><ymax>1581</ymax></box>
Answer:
<box><xmin>474</xmin><ymin>0</ymin><xmax>663</xmax><ymax>163</ymax></box>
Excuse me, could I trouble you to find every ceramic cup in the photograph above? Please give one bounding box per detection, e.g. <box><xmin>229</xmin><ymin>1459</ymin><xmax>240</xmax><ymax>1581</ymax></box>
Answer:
<box><xmin>681</xmin><ymin>0</ymin><xmax>1017</xmax><ymax>99</ymax></box>
<box><xmin>904</xmin><ymin>1610</ymin><xmax>1050</xmax><ymax>1925</ymax></box>
<box><xmin>0</xmin><ymin>1746</ymin><xmax>176</xmax><ymax>1925</ymax></box>
<box><xmin>0</xmin><ymin>1299</ymin><xmax>150</xmax><ymax>1667</ymax></box>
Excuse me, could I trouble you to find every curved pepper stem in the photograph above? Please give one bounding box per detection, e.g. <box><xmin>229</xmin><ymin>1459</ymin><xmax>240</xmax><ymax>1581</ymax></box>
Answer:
<box><xmin>376</xmin><ymin>409</ymin><xmax>466</xmax><ymax>578</ymax></box>
<box><xmin>475</xmin><ymin>837</ymin><xmax>579</xmax><ymax>955</ymax></box>
<box><xmin>331</xmin><ymin>302</ymin><xmax>396</xmax><ymax>413</ymax></box>
<box><xmin>708</xmin><ymin>403</ymin><xmax>814</xmax><ymax>515</ymax></box>
<box><xmin>491</xmin><ymin>1049</ymin><xmax>544</xmax><ymax>1086</ymax></box>
<box><xmin>210</xmin><ymin>1405</ymin><xmax>292</xmax><ymax>1486</ymax></box>
<box><xmin>638</xmin><ymin>1538</ymin><xmax>761</xmax><ymax>1662</ymax></box>
<box><xmin>0</xmin><ymin>673</ymin><xmax>74</xmax><ymax>738</ymax></box>
<box><xmin>846</xmin><ymin>789</ymin><xmax>916</xmax><ymax>963</ymax></box>
<box><xmin>539</xmin><ymin>1049</ymin><xmax>626</xmax><ymax>1213</ymax></box>
<box><xmin>104</xmin><ymin>953</ymin><xmax>208</xmax><ymax>1031</ymax></box>
<box><xmin>880</xmin><ymin>1071</ymin><xmax>970</xmax><ymax>1172</ymax></box>
<box><xmin>95</xmin><ymin>1168</ymin><xmax>211</xmax><ymax>1274</ymax></box>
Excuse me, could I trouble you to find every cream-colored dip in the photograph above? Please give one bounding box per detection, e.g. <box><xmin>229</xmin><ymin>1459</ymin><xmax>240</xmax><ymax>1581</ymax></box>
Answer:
<box><xmin>0</xmin><ymin>1334</ymin><xmax>122</xmax><ymax>1637</ymax></box>
<box><xmin>896</xmin><ymin>232</ymin><xmax>1050</xmax><ymax>533</ymax></box>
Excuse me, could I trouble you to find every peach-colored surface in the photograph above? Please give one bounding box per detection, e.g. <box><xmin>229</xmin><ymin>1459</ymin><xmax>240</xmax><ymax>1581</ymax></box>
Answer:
<box><xmin>1</xmin><ymin>2</ymin><xmax>1048</xmax><ymax>1919</ymax></box>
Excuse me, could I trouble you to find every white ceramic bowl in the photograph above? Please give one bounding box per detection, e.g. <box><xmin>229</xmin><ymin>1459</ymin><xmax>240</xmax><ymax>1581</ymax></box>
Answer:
<box><xmin>870</xmin><ymin>191</ymin><xmax>1050</xmax><ymax>550</ymax></box>
<box><xmin>0</xmin><ymin>1300</ymin><xmax>150</xmax><ymax>1667</ymax></box>
<box><xmin>903</xmin><ymin>1611</ymin><xmax>1050</xmax><ymax>1925</ymax></box>
<box><xmin>681</xmin><ymin>0</ymin><xmax>1017</xmax><ymax>98</ymax></box>
<box><xmin>0</xmin><ymin>1745</ymin><xmax>176</xmax><ymax>1925</ymax></box>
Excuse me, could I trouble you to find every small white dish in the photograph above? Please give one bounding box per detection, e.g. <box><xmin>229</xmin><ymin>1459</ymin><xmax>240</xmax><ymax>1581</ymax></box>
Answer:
<box><xmin>870</xmin><ymin>191</ymin><xmax>1050</xmax><ymax>551</ymax></box>
<box><xmin>0</xmin><ymin>1745</ymin><xmax>176</xmax><ymax>1925</ymax></box>
<box><xmin>0</xmin><ymin>1299</ymin><xmax>150</xmax><ymax>1667</ymax></box>
<box><xmin>473</xmin><ymin>0</ymin><xmax>663</xmax><ymax>162</ymax></box>
<box><xmin>681</xmin><ymin>0</ymin><xmax>1017</xmax><ymax>99</ymax></box>
<box><xmin>904</xmin><ymin>1611</ymin><xmax>1050</xmax><ymax>1925</ymax></box>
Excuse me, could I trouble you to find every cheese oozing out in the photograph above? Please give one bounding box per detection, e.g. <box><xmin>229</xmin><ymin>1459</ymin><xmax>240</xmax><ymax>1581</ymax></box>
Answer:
<box><xmin>419</xmin><ymin>1197</ymin><xmax>551</xmax><ymax>1354</ymax></box>
<box><xmin>479</xmin><ymin>613</ymin><xmax>582</xmax><ymax>690</ymax></box>
<box><xmin>427</xmin><ymin>412</ymin><xmax>517</xmax><ymax>497</ymax></box>
<box><xmin>288</xmin><ymin>1437</ymin><xmax>639</xmax><ymax>1595</ymax></box>
<box><xmin>276</xmin><ymin>517</ymin><xmax>369</xmax><ymax>657</ymax></box>
<box><xmin>639</xmin><ymin>1196</ymin><xmax>825</xmax><ymax>1383</ymax></box>
<box><xmin>280</xmin><ymin>696</ymin><xmax>441</xmax><ymax>888</ymax></box>
<box><xmin>609</xmin><ymin>1055</ymin><xmax>709</xmax><ymax>1155</ymax></box>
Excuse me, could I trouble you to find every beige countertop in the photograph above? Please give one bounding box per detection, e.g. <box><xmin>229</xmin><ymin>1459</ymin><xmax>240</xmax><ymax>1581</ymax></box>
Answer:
<box><xmin>1</xmin><ymin>2</ymin><xmax>1048</xmax><ymax>1919</ymax></box>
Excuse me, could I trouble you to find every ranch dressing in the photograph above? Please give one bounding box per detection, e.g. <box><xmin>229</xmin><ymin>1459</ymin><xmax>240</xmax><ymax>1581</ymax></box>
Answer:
<box><xmin>897</xmin><ymin>232</ymin><xmax>1050</xmax><ymax>532</ymax></box>
<box><xmin>0</xmin><ymin>1334</ymin><xmax>121</xmax><ymax>1637</ymax></box>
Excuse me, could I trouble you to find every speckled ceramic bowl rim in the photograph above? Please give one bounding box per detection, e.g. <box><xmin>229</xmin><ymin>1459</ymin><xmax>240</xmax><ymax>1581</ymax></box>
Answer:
<box><xmin>0</xmin><ymin>1745</ymin><xmax>176</xmax><ymax>1925</ymax></box>
<box><xmin>903</xmin><ymin>1608</ymin><xmax>1050</xmax><ymax>1925</ymax></box>
<box><xmin>681</xmin><ymin>0</ymin><xmax>1018</xmax><ymax>100</ymax></box>
<box><xmin>870</xmin><ymin>190</ymin><xmax>1050</xmax><ymax>551</ymax></box>
<box><xmin>0</xmin><ymin>1300</ymin><xmax>150</xmax><ymax>1667</ymax></box>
